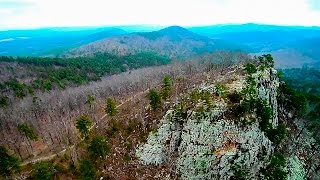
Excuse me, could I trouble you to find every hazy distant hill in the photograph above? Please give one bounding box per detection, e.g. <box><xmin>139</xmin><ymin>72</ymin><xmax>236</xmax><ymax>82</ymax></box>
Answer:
<box><xmin>190</xmin><ymin>23</ymin><xmax>320</xmax><ymax>52</ymax></box>
<box><xmin>189</xmin><ymin>23</ymin><xmax>320</xmax><ymax>67</ymax></box>
<box><xmin>66</xmin><ymin>26</ymin><xmax>245</xmax><ymax>59</ymax></box>
<box><xmin>2</xmin><ymin>23</ymin><xmax>320</xmax><ymax>67</ymax></box>
<box><xmin>0</xmin><ymin>27</ymin><xmax>127</xmax><ymax>56</ymax></box>
<box><xmin>288</xmin><ymin>37</ymin><xmax>320</xmax><ymax>60</ymax></box>
<box><xmin>189</xmin><ymin>23</ymin><xmax>320</xmax><ymax>38</ymax></box>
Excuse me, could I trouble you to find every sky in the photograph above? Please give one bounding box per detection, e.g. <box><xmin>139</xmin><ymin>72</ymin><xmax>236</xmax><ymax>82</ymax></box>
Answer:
<box><xmin>0</xmin><ymin>0</ymin><xmax>320</xmax><ymax>30</ymax></box>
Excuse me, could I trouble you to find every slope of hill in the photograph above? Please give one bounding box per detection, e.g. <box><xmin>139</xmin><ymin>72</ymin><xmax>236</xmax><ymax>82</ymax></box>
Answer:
<box><xmin>66</xmin><ymin>26</ymin><xmax>245</xmax><ymax>59</ymax></box>
<box><xmin>0</xmin><ymin>27</ymin><xmax>127</xmax><ymax>56</ymax></box>
<box><xmin>2</xmin><ymin>54</ymin><xmax>319</xmax><ymax>179</ymax></box>
<box><xmin>288</xmin><ymin>37</ymin><xmax>320</xmax><ymax>61</ymax></box>
<box><xmin>189</xmin><ymin>23</ymin><xmax>320</xmax><ymax>64</ymax></box>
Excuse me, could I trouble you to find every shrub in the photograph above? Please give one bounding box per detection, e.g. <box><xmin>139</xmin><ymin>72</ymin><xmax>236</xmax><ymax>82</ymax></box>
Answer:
<box><xmin>161</xmin><ymin>75</ymin><xmax>172</xmax><ymax>100</ymax></box>
<box><xmin>76</xmin><ymin>116</ymin><xmax>93</xmax><ymax>139</ymax></box>
<box><xmin>233</xmin><ymin>98</ymin><xmax>257</xmax><ymax>117</ymax></box>
<box><xmin>262</xmin><ymin>54</ymin><xmax>275</xmax><ymax>68</ymax></box>
<box><xmin>147</xmin><ymin>89</ymin><xmax>162</xmax><ymax>111</ymax></box>
<box><xmin>0</xmin><ymin>96</ymin><xmax>8</xmax><ymax>108</ymax></box>
<box><xmin>88</xmin><ymin>136</ymin><xmax>111</xmax><ymax>161</ymax></box>
<box><xmin>215</xmin><ymin>83</ymin><xmax>226</xmax><ymax>96</ymax></box>
<box><xmin>244</xmin><ymin>63</ymin><xmax>257</xmax><ymax>74</ymax></box>
<box><xmin>227</xmin><ymin>92</ymin><xmax>243</xmax><ymax>103</ymax></box>
<box><xmin>256</xmin><ymin>99</ymin><xmax>273</xmax><ymax>132</ymax></box>
<box><xmin>258</xmin><ymin>54</ymin><xmax>275</xmax><ymax>68</ymax></box>
<box><xmin>106</xmin><ymin>119</ymin><xmax>123</xmax><ymax>138</ymax></box>
<box><xmin>173</xmin><ymin>102</ymin><xmax>188</xmax><ymax>121</ymax></box>
<box><xmin>32</xmin><ymin>162</ymin><xmax>59</xmax><ymax>180</ymax></box>
<box><xmin>261</xmin><ymin>152</ymin><xmax>287</xmax><ymax>180</ymax></box>
<box><xmin>123</xmin><ymin>153</ymin><xmax>131</xmax><ymax>162</ymax></box>
<box><xmin>86</xmin><ymin>95</ymin><xmax>95</xmax><ymax>107</ymax></box>
<box><xmin>78</xmin><ymin>159</ymin><xmax>96</xmax><ymax>180</ymax></box>
<box><xmin>268</xmin><ymin>123</ymin><xmax>288</xmax><ymax>145</ymax></box>
<box><xmin>69</xmin><ymin>162</ymin><xmax>76</xmax><ymax>173</ymax></box>
<box><xmin>105</xmin><ymin>98</ymin><xmax>117</xmax><ymax>116</ymax></box>
<box><xmin>0</xmin><ymin>146</ymin><xmax>20</xmax><ymax>177</ymax></box>
<box><xmin>18</xmin><ymin>123</ymin><xmax>38</xmax><ymax>141</ymax></box>
<box><xmin>190</xmin><ymin>89</ymin><xmax>201</xmax><ymax>103</ymax></box>
<box><xmin>200</xmin><ymin>90</ymin><xmax>213</xmax><ymax>109</ymax></box>
<box><xmin>242</xmin><ymin>76</ymin><xmax>257</xmax><ymax>95</ymax></box>
<box><xmin>231</xmin><ymin>163</ymin><xmax>248</xmax><ymax>180</ymax></box>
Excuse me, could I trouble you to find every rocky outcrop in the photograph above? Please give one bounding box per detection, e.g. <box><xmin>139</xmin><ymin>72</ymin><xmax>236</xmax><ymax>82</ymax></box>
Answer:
<box><xmin>255</xmin><ymin>67</ymin><xmax>279</xmax><ymax>128</ymax></box>
<box><xmin>136</xmin><ymin>63</ymin><xmax>282</xmax><ymax>179</ymax></box>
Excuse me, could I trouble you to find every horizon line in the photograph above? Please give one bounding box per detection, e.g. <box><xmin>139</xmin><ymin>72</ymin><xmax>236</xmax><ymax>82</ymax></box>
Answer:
<box><xmin>1</xmin><ymin>22</ymin><xmax>320</xmax><ymax>31</ymax></box>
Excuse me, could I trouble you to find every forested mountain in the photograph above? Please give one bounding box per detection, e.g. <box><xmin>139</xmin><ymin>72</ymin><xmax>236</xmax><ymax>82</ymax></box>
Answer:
<box><xmin>189</xmin><ymin>23</ymin><xmax>320</xmax><ymax>67</ymax></box>
<box><xmin>0</xmin><ymin>27</ymin><xmax>127</xmax><ymax>56</ymax></box>
<box><xmin>66</xmin><ymin>26</ymin><xmax>245</xmax><ymax>59</ymax></box>
<box><xmin>2</xmin><ymin>24</ymin><xmax>320</xmax><ymax>68</ymax></box>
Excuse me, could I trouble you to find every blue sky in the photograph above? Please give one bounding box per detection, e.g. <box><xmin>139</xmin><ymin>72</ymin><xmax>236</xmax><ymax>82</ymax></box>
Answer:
<box><xmin>0</xmin><ymin>0</ymin><xmax>319</xmax><ymax>30</ymax></box>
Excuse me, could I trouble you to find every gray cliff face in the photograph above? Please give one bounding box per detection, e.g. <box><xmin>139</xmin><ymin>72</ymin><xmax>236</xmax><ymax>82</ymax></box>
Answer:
<box><xmin>256</xmin><ymin>68</ymin><xmax>279</xmax><ymax>128</ymax></box>
<box><xmin>136</xmin><ymin>64</ymin><xmax>283</xmax><ymax>179</ymax></box>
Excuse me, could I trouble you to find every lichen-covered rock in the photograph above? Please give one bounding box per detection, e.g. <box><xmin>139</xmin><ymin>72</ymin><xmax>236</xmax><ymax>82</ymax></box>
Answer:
<box><xmin>136</xmin><ymin>65</ymin><xmax>280</xmax><ymax>179</ymax></box>
<box><xmin>225</xmin><ymin>75</ymin><xmax>246</xmax><ymax>93</ymax></box>
<box><xmin>286</xmin><ymin>118</ymin><xmax>320</xmax><ymax>179</ymax></box>
<box><xmin>136</xmin><ymin>111</ymin><xmax>175</xmax><ymax>165</ymax></box>
<box><xmin>287</xmin><ymin>156</ymin><xmax>306</xmax><ymax>180</ymax></box>
<box><xmin>176</xmin><ymin>120</ymin><xmax>273</xmax><ymax>179</ymax></box>
<box><xmin>255</xmin><ymin>68</ymin><xmax>279</xmax><ymax>128</ymax></box>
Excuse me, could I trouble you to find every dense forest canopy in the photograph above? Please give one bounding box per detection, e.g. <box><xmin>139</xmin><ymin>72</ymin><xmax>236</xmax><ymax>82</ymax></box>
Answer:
<box><xmin>281</xmin><ymin>67</ymin><xmax>320</xmax><ymax>143</ymax></box>
<box><xmin>0</xmin><ymin>53</ymin><xmax>170</xmax><ymax>103</ymax></box>
<box><xmin>0</xmin><ymin>52</ymin><xmax>171</xmax><ymax>110</ymax></box>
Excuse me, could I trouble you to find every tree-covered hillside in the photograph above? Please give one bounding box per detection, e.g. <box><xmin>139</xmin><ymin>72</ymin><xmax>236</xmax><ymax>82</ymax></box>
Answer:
<box><xmin>0</xmin><ymin>52</ymin><xmax>170</xmax><ymax>105</ymax></box>
<box><xmin>281</xmin><ymin>67</ymin><xmax>320</xmax><ymax>143</ymax></box>
<box><xmin>66</xmin><ymin>26</ymin><xmax>245</xmax><ymax>59</ymax></box>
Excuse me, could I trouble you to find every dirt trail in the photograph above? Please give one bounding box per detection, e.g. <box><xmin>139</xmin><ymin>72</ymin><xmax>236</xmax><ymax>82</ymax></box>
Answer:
<box><xmin>21</xmin><ymin>88</ymin><xmax>150</xmax><ymax>166</ymax></box>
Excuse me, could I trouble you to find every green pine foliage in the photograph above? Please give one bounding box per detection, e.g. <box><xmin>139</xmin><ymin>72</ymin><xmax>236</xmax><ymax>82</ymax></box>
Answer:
<box><xmin>256</xmin><ymin>99</ymin><xmax>273</xmax><ymax>132</ymax></box>
<box><xmin>278</xmin><ymin>83</ymin><xmax>307</xmax><ymax>117</ymax></box>
<box><xmin>105</xmin><ymin>98</ymin><xmax>118</xmax><ymax>116</ymax></box>
<box><xmin>147</xmin><ymin>89</ymin><xmax>162</xmax><ymax>111</ymax></box>
<box><xmin>75</xmin><ymin>116</ymin><xmax>93</xmax><ymax>139</ymax></box>
<box><xmin>261</xmin><ymin>153</ymin><xmax>287</xmax><ymax>180</ymax></box>
<box><xmin>258</xmin><ymin>54</ymin><xmax>275</xmax><ymax>68</ymax></box>
<box><xmin>244</xmin><ymin>63</ymin><xmax>257</xmax><ymax>74</ymax></box>
<box><xmin>268</xmin><ymin>123</ymin><xmax>288</xmax><ymax>145</ymax></box>
<box><xmin>0</xmin><ymin>52</ymin><xmax>171</xmax><ymax>100</ymax></box>
<box><xmin>32</xmin><ymin>162</ymin><xmax>60</xmax><ymax>180</ymax></box>
<box><xmin>173</xmin><ymin>102</ymin><xmax>188</xmax><ymax>121</ymax></box>
<box><xmin>280</xmin><ymin>67</ymin><xmax>320</xmax><ymax>144</ymax></box>
<box><xmin>161</xmin><ymin>75</ymin><xmax>172</xmax><ymax>100</ymax></box>
<box><xmin>18</xmin><ymin>123</ymin><xmax>38</xmax><ymax>141</ymax></box>
<box><xmin>231</xmin><ymin>163</ymin><xmax>249</xmax><ymax>180</ymax></box>
<box><xmin>88</xmin><ymin>136</ymin><xmax>111</xmax><ymax>161</ymax></box>
<box><xmin>0</xmin><ymin>146</ymin><xmax>20</xmax><ymax>177</ymax></box>
<box><xmin>215</xmin><ymin>83</ymin><xmax>226</xmax><ymax>96</ymax></box>
<box><xmin>105</xmin><ymin>119</ymin><xmax>123</xmax><ymax>138</ymax></box>
<box><xmin>78</xmin><ymin>159</ymin><xmax>96</xmax><ymax>180</ymax></box>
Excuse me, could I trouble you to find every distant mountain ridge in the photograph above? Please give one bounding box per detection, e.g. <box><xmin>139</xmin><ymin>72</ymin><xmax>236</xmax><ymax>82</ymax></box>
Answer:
<box><xmin>0</xmin><ymin>28</ymin><xmax>127</xmax><ymax>56</ymax></box>
<box><xmin>65</xmin><ymin>26</ymin><xmax>244</xmax><ymax>59</ymax></box>
<box><xmin>2</xmin><ymin>23</ymin><xmax>320</xmax><ymax>68</ymax></box>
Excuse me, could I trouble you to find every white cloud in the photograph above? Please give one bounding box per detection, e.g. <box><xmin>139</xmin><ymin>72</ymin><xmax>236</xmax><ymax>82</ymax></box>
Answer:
<box><xmin>0</xmin><ymin>0</ymin><xmax>320</xmax><ymax>29</ymax></box>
